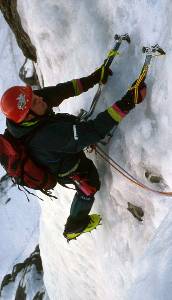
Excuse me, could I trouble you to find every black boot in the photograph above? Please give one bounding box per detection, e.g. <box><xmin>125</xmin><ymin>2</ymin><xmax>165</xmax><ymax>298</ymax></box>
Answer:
<box><xmin>64</xmin><ymin>215</ymin><xmax>90</xmax><ymax>235</ymax></box>
<box><xmin>63</xmin><ymin>214</ymin><xmax>101</xmax><ymax>241</ymax></box>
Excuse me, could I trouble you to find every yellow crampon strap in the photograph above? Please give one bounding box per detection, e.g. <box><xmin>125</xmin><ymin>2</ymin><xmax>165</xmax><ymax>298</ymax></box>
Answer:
<box><xmin>100</xmin><ymin>50</ymin><xmax>120</xmax><ymax>84</ymax></box>
<box><xmin>129</xmin><ymin>65</ymin><xmax>148</xmax><ymax>104</ymax></box>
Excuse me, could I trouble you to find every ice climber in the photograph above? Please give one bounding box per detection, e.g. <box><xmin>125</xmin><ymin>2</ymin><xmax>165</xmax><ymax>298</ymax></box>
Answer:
<box><xmin>0</xmin><ymin>64</ymin><xmax>146</xmax><ymax>241</ymax></box>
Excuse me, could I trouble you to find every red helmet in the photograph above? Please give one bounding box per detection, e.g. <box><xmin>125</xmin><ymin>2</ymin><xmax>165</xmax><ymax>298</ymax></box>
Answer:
<box><xmin>0</xmin><ymin>86</ymin><xmax>33</xmax><ymax>123</ymax></box>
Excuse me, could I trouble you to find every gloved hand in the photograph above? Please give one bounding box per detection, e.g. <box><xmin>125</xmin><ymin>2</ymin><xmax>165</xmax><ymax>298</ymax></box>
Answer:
<box><xmin>93</xmin><ymin>62</ymin><xmax>113</xmax><ymax>84</ymax></box>
<box><xmin>107</xmin><ymin>80</ymin><xmax>147</xmax><ymax>124</ymax></box>
<box><xmin>121</xmin><ymin>80</ymin><xmax>147</xmax><ymax>109</ymax></box>
<box><xmin>110</xmin><ymin>80</ymin><xmax>147</xmax><ymax>118</ymax></box>
<box><xmin>130</xmin><ymin>80</ymin><xmax>147</xmax><ymax>104</ymax></box>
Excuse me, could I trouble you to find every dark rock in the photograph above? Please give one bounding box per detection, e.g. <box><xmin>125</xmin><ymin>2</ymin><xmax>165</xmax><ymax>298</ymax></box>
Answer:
<box><xmin>0</xmin><ymin>245</ymin><xmax>49</xmax><ymax>299</ymax></box>
<box><xmin>127</xmin><ymin>202</ymin><xmax>144</xmax><ymax>222</ymax></box>
<box><xmin>0</xmin><ymin>0</ymin><xmax>37</xmax><ymax>62</ymax></box>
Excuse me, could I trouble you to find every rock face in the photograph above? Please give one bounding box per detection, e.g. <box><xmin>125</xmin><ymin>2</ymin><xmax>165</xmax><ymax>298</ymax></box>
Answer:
<box><xmin>0</xmin><ymin>245</ymin><xmax>49</xmax><ymax>300</ymax></box>
<box><xmin>0</xmin><ymin>0</ymin><xmax>37</xmax><ymax>62</ymax></box>
<box><xmin>0</xmin><ymin>174</ymin><xmax>14</xmax><ymax>204</ymax></box>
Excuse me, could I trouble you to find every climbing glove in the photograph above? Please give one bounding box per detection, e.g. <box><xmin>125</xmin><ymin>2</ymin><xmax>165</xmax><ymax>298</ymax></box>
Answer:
<box><xmin>129</xmin><ymin>80</ymin><xmax>147</xmax><ymax>104</ymax></box>
<box><xmin>107</xmin><ymin>80</ymin><xmax>147</xmax><ymax>124</ymax></box>
<box><xmin>93</xmin><ymin>62</ymin><xmax>113</xmax><ymax>85</ymax></box>
<box><xmin>118</xmin><ymin>80</ymin><xmax>147</xmax><ymax>111</ymax></box>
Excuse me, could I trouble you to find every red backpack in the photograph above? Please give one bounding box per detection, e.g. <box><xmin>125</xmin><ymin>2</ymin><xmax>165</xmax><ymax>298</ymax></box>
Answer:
<box><xmin>0</xmin><ymin>130</ymin><xmax>58</xmax><ymax>197</ymax></box>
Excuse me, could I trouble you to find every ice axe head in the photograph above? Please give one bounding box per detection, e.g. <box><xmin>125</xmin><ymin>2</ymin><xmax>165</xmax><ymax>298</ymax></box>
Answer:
<box><xmin>142</xmin><ymin>44</ymin><xmax>166</xmax><ymax>55</ymax></box>
<box><xmin>114</xmin><ymin>33</ymin><xmax>131</xmax><ymax>44</ymax></box>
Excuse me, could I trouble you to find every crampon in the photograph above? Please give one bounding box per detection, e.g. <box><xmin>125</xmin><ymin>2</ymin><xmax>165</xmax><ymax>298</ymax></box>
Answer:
<box><xmin>64</xmin><ymin>214</ymin><xmax>102</xmax><ymax>242</ymax></box>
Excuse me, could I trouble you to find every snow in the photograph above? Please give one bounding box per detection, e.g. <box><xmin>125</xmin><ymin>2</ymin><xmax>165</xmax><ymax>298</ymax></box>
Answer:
<box><xmin>1</xmin><ymin>0</ymin><xmax>172</xmax><ymax>299</ymax></box>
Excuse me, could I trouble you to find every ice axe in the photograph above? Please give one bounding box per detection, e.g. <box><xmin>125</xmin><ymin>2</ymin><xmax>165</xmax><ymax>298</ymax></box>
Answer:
<box><xmin>130</xmin><ymin>44</ymin><xmax>166</xmax><ymax>104</ymax></box>
<box><xmin>100</xmin><ymin>43</ymin><xmax>166</xmax><ymax>145</ymax></box>
<box><xmin>79</xmin><ymin>34</ymin><xmax>131</xmax><ymax>121</ymax></box>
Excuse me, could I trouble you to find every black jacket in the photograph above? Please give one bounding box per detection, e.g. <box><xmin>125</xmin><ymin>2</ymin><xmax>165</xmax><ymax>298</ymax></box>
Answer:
<box><xmin>6</xmin><ymin>72</ymin><xmax>126</xmax><ymax>175</ymax></box>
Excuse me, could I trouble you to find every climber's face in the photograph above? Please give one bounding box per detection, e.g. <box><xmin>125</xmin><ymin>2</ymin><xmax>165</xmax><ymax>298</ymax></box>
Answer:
<box><xmin>31</xmin><ymin>93</ymin><xmax>48</xmax><ymax>115</ymax></box>
<box><xmin>24</xmin><ymin>93</ymin><xmax>48</xmax><ymax>120</ymax></box>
